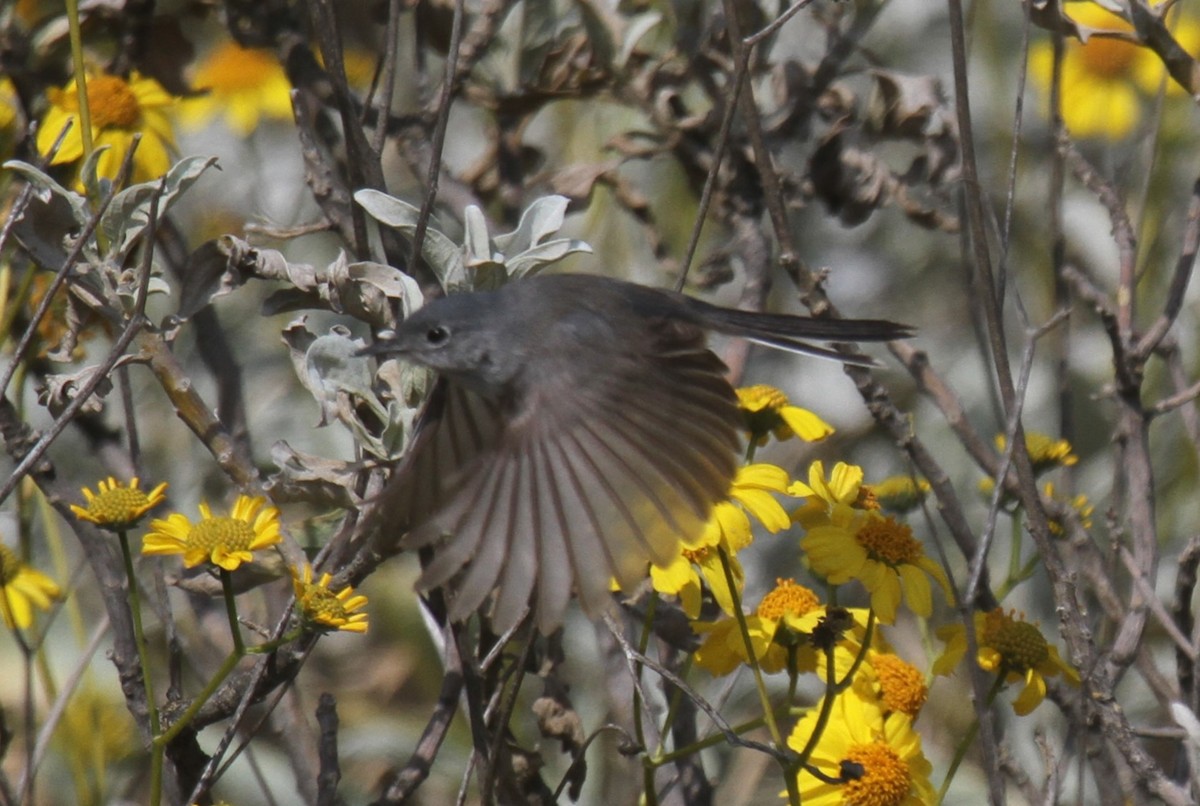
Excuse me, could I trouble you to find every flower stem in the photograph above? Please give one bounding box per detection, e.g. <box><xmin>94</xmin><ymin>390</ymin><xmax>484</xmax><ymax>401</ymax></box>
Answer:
<box><xmin>117</xmin><ymin>531</ymin><xmax>162</xmax><ymax>806</ymax></box>
<box><xmin>716</xmin><ymin>547</ymin><xmax>785</xmax><ymax>749</ymax></box>
<box><xmin>219</xmin><ymin>568</ymin><xmax>246</xmax><ymax>656</ymax></box>
<box><xmin>936</xmin><ymin>673</ymin><xmax>1005</xmax><ymax>803</ymax></box>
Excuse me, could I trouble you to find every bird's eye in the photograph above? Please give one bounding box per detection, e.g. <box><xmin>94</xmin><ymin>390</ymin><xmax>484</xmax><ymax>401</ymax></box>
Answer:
<box><xmin>426</xmin><ymin>325</ymin><xmax>450</xmax><ymax>346</ymax></box>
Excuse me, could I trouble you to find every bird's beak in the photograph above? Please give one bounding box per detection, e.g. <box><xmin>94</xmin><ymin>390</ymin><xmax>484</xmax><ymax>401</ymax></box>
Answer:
<box><xmin>355</xmin><ymin>336</ymin><xmax>402</xmax><ymax>358</ymax></box>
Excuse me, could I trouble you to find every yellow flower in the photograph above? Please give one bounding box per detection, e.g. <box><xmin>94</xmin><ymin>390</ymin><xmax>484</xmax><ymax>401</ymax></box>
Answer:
<box><xmin>652</xmin><ymin>464</ymin><xmax>795</xmax><ymax>616</ymax></box>
<box><xmin>53</xmin><ymin>685</ymin><xmax>135</xmax><ymax>767</ymax></box>
<box><xmin>1043</xmin><ymin>482</ymin><xmax>1094</xmax><ymax>536</ymax></box>
<box><xmin>854</xmin><ymin>651</ymin><xmax>928</xmax><ymax>719</ymax></box>
<box><xmin>791</xmin><ymin>461</ymin><xmax>873</xmax><ymax>529</ymax></box>
<box><xmin>1029</xmin><ymin>2</ymin><xmax>1200</xmax><ymax>139</ymax></box>
<box><xmin>800</xmin><ymin>506</ymin><xmax>952</xmax><ymax>623</ymax></box>
<box><xmin>292</xmin><ymin>564</ymin><xmax>369</xmax><ymax>633</ymax></box>
<box><xmin>871</xmin><ymin>475</ymin><xmax>930</xmax><ymax>515</ymax></box>
<box><xmin>786</xmin><ymin>687</ymin><xmax>935</xmax><ymax>806</ymax></box>
<box><xmin>143</xmin><ymin>495</ymin><xmax>281</xmax><ymax>571</ymax></box>
<box><xmin>179</xmin><ymin>41</ymin><xmax>294</xmax><ymax>135</ymax></box>
<box><xmin>71</xmin><ymin>476</ymin><xmax>167</xmax><ymax>531</ymax></box>
<box><xmin>694</xmin><ymin>463</ymin><xmax>794</xmax><ymax>552</ymax></box>
<box><xmin>0</xmin><ymin>544</ymin><xmax>61</xmax><ymax>629</ymax></box>
<box><xmin>693</xmin><ymin>578</ymin><xmax>824</xmax><ymax>675</ymax></box>
<box><xmin>651</xmin><ymin>543</ymin><xmax>741</xmax><ymax>618</ymax></box>
<box><xmin>37</xmin><ymin>71</ymin><xmax>176</xmax><ymax>186</ymax></box>
<box><xmin>996</xmin><ymin>431</ymin><xmax>1078</xmax><ymax>474</ymax></box>
<box><xmin>736</xmin><ymin>384</ymin><xmax>834</xmax><ymax>446</ymax></box>
<box><xmin>0</xmin><ymin>77</ymin><xmax>19</xmax><ymax>133</ymax></box>
<box><xmin>934</xmin><ymin>608</ymin><xmax>1080</xmax><ymax>715</ymax></box>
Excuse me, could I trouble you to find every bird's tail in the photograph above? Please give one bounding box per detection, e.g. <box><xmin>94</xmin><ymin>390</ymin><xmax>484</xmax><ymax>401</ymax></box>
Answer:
<box><xmin>686</xmin><ymin>298</ymin><xmax>913</xmax><ymax>366</ymax></box>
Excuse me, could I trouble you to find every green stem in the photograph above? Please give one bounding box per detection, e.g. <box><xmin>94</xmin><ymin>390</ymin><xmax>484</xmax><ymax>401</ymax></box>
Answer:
<box><xmin>219</xmin><ymin>569</ymin><xmax>246</xmax><ymax>656</ymax></box>
<box><xmin>63</xmin><ymin>0</ymin><xmax>93</xmax><ymax>162</ymax></box>
<box><xmin>1005</xmin><ymin>513</ymin><xmax>1023</xmax><ymax>587</ymax></box>
<box><xmin>155</xmin><ymin>650</ymin><xmax>242</xmax><ymax>747</ymax></box>
<box><xmin>650</xmin><ymin>714</ymin><xmax>767</xmax><ymax>765</ymax></box>
<box><xmin>716</xmin><ymin>547</ymin><xmax>784</xmax><ymax>750</ymax></box>
<box><xmin>936</xmin><ymin>673</ymin><xmax>1006</xmax><ymax>804</ymax></box>
<box><xmin>117</xmin><ymin>531</ymin><xmax>161</xmax><ymax>806</ymax></box>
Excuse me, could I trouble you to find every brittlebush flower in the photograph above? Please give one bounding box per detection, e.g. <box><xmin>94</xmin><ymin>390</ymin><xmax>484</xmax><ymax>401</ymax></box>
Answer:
<box><xmin>71</xmin><ymin>477</ymin><xmax>167</xmax><ymax>532</ymax></box>
<box><xmin>934</xmin><ymin>608</ymin><xmax>1080</xmax><ymax>715</ymax></box>
<box><xmin>292</xmin><ymin>565</ymin><xmax>369</xmax><ymax>633</ymax></box>
<box><xmin>37</xmin><ymin>71</ymin><xmax>176</xmax><ymax>186</ymax></box>
<box><xmin>651</xmin><ymin>464</ymin><xmax>793</xmax><ymax>616</ymax></box>
<box><xmin>737</xmin><ymin>384</ymin><xmax>834</xmax><ymax>446</ymax></box>
<box><xmin>179</xmin><ymin>41</ymin><xmax>293</xmax><ymax>134</ymax></box>
<box><xmin>1029</xmin><ymin>2</ymin><xmax>1200</xmax><ymax>139</ymax></box>
<box><xmin>800</xmin><ymin>504</ymin><xmax>952</xmax><ymax>624</ymax></box>
<box><xmin>0</xmin><ymin>544</ymin><xmax>61</xmax><ymax>629</ymax></box>
<box><xmin>871</xmin><ymin>475</ymin><xmax>930</xmax><ymax>515</ymax></box>
<box><xmin>995</xmin><ymin>432</ymin><xmax>1078</xmax><ymax>474</ymax></box>
<box><xmin>694</xmin><ymin>578</ymin><xmax>827</xmax><ymax>676</ymax></box>
<box><xmin>854</xmin><ymin>651</ymin><xmax>928</xmax><ymax>719</ymax></box>
<box><xmin>786</xmin><ymin>687</ymin><xmax>935</xmax><ymax>806</ymax></box>
<box><xmin>143</xmin><ymin>495</ymin><xmax>281</xmax><ymax>571</ymax></box>
<box><xmin>791</xmin><ymin>461</ymin><xmax>874</xmax><ymax>527</ymax></box>
<box><xmin>1044</xmin><ymin>482</ymin><xmax>1094</xmax><ymax>535</ymax></box>
<box><xmin>0</xmin><ymin>77</ymin><xmax>19</xmax><ymax>135</ymax></box>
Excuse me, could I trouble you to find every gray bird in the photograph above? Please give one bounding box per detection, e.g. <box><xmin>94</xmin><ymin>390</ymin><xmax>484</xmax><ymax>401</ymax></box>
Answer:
<box><xmin>363</xmin><ymin>273</ymin><xmax>909</xmax><ymax>634</ymax></box>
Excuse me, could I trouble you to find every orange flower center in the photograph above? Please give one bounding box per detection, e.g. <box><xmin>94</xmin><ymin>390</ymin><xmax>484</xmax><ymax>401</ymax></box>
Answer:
<box><xmin>842</xmin><ymin>741</ymin><xmax>912</xmax><ymax>806</ymax></box>
<box><xmin>756</xmin><ymin>578</ymin><xmax>819</xmax><ymax>620</ymax></box>
<box><xmin>196</xmin><ymin>43</ymin><xmax>283</xmax><ymax>92</ymax></box>
<box><xmin>872</xmin><ymin>654</ymin><xmax>928</xmax><ymax>717</ymax></box>
<box><xmin>187</xmin><ymin>516</ymin><xmax>257</xmax><ymax>554</ymax></box>
<box><xmin>854</xmin><ymin>515</ymin><xmax>921</xmax><ymax>565</ymax></box>
<box><xmin>1077</xmin><ymin>35</ymin><xmax>1139</xmax><ymax>80</ymax></box>
<box><xmin>86</xmin><ymin>75</ymin><xmax>141</xmax><ymax>129</ymax></box>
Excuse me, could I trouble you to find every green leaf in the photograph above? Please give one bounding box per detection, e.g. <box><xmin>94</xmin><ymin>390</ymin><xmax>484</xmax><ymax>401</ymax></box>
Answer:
<box><xmin>354</xmin><ymin>189</ymin><xmax>465</xmax><ymax>291</ymax></box>
<box><xmin>493</xmin><ymin>194</ymin><xmax>570</xmax><ymax>254</ymax></box>
<box><xmin>505</xmin><ymin>237</ymin><xmax>593</xmax><ymax>280</ymax></box>
<box><xmin>102</xmin><ymin>155</ymin><xmax>219</xmax><ymax>260</ymax></box>
<box><xmin>3</xmin><ymin>159</ymin><xmax>90</xmax><ymax>226</ymax></box>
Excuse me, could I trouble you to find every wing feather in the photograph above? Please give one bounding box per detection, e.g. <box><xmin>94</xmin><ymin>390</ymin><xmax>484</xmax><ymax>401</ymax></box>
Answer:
<box><xmin>382</xmin><ymin>298</ymin><xmax>745</xmax><ymax>633</ymax></box>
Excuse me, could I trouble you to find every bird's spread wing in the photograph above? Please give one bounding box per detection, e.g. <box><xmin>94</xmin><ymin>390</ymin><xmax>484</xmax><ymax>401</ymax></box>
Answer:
<box><xmin>381</xmin><ymin>321</ymin><xmax>741</xmax><ymax>634</ymax></box>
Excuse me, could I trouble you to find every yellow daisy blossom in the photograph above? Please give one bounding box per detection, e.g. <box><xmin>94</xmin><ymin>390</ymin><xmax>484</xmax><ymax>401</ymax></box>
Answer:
<box><xmin>871</xmin><ymin>475</ymin><xmax>930</xmax><ymax>515</ymax></box>
<box><xmin>143</xmin><ymin>495</ymin><xmax>281</xmax><ymax>571</ymax></box>
<box><xmin>0</xmin><ymin>77</ymin><xmax>19</xmax><ymax>134</ymax></box>
<box><xmin>791</xmin><ymin>460</ymin><xmax>874</xmax><ymax>529</ymax></box>
<box><xmin>71</xmin><ymin>476</ymin><xmax>167</xmax><ymax>532</ymax></box>
<box><xmin>1029</xmin><ymin>3</ymin><xmax>1200</xmax><ymax>139</ymax></box>
<box><xmin>934</xmin><ymin>608</ymin><xmax>1080</xmax><ymax>715</ymax></box>
<box><xmin>0</xmin><ymin>544</ymin><xmax>61</xmax><ymax>629</ymax></box>
<box><xmin>292</xmin><ymin>564</ymin><xmax>369</xmax><ymax>634</ymax></box>
<box><xmin>853</xmin><ymin>651</ymin><xmax>928</xmax><ymax>719</ymax></box>
<box><xmin>693</xmin><ymin>578</ymin><xmax>824</xmax><ymax>676</ymax></box>
<box><xmin>995</xmin><ymin>431</ymin><xmax>1078</xmax><ymax>474</ymax></box>
<box><xmin>651</xmin><ymin>543</ymin><xmax>741</xmax><ymax>618</ymax></box>
<box><xmin>651</xmin><ymin>463</ymin><xmax>794</xmax><ymax>616</ymax></box>
<box><xmin>179</xmin><ymin>41</ymin><xmax>294</xmax><ymax>135</ymax></box>
<box><xmin>786</xmin><ymin>687</ymin><xmax>935</xmax><ymax>806</ymax></box>
<box><xmin>736</xmin><ymin>384</ymin><xmax>834</xmax><ymax>446</ymax></box>
<box><xmin>800</xmin><ymin>506</ymin><xmax>952</xmax><ymax>623</ymax></box>
<box><xmin>1043</xmin><ymin>481</ymin><xmax>1094</xmax><ymax>536</ymax></box>
<box><xmin>37</xmin><ymin>71</ymin><xmax>176</xmax><ymax>186</ymax></box>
